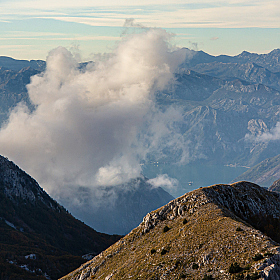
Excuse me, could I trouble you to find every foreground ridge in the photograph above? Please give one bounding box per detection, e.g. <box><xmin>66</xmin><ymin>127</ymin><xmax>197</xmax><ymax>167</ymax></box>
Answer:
<box><xmin>61</xmin><ymin>181</ymin><xmax>280</xmax><ymax>280</ymax></box>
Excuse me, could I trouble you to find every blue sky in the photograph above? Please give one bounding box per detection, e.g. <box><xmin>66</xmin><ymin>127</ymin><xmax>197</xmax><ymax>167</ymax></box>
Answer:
<box><xmin>0</xmin><ymin>0</ymin><xmax>279</xmax><ymax>60</ymax></box>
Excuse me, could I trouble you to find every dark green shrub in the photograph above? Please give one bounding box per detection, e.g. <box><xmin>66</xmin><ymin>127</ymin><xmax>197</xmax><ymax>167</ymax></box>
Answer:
<box><xmin>161</xmin><ymin>249</ymin><xmax>168</xmax><ymax>255</ymax></box>
<box><xmin>229</xmin><ymin>262</ymin><xmax>243</xmax><ymax>274</ymax></box>
<box><xmin>150</xmin><ymin>249</ymin><xmax>156</xmax><ymax>254</ymax></box>
<box><xmin>183</xmin><ymin>219</ymin><xmax>188</xmax><ymax>225</ymax></box>
<box><xmin>252</xmin><ymin>254</ymin><xmax>263</xmax><ymax>261</ymax></box>
<box><xmin>236</xmin><ymin>227</ymin><xmax>243</xmax><ymax>232</ymax></box>
<box><xmin>192</xmin><ymin>263</ymin><xmax>199</xmax><ymax>269</ymax></box>
<box><xmin>180</xmin><ymin>274</ymin><xmax>186</xmax><ymax>279</ymax></box>
<box><xmin>163</xmin><ymin>226</ymin><xmax>170</xmax><ymax>233</ymax></box>
<box><xmin>202</xmin><ymin>274</ymin><xmax>214</xmax><ymax>280</ymax></box>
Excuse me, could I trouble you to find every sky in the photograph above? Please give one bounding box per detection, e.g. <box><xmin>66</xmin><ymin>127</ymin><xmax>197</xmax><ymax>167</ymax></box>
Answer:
<box><xmin>0</xmin><ymin>0</ymin><xmax>280</xmax><ymax>60</ymax></box>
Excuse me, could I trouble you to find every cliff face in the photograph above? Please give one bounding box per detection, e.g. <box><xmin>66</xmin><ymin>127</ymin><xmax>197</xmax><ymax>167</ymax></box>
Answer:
<box><xmin>0</xmin><ymin>155</ymin><xmax>120</xmax><ymax>280</ymax></box>
<box><xmin>61</xmin><ymin>181</ymin><xmax>280</xmax><ymax>280</ymax></box>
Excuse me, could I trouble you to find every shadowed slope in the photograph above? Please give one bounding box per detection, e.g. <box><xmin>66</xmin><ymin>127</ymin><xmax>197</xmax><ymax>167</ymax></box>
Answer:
<box><xmin>0</xmin><ymin>155</ymin><xmax>121</xmax><ymax>280</ymax></box>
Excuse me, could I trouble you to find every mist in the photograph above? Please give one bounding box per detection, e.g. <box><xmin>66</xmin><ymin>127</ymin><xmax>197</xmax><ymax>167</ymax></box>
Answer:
<box><xmin>0</xmin><ymin>27</ymin><xmax>187</xmax><ymax>205</ymax></box>
<box><xmin>245</xmin><ymin>122</ymin><xmax>280</xmax><ymax>143</ymax></box>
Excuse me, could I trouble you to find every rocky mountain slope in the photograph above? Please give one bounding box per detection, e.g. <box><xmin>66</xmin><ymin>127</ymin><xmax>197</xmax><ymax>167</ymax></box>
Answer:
<box><xmin>61</xmin><ymin>181</ymin><xmax>280</xmax><ymax>280</ymax></box>
<box><xmin>268</xmin><ymin>179</ymin><xmax>280</xmax><ymax>192</ymax></box>
<box><xmin>0</xmin><ymin>155</ymin><xmax>120</xmax><ymax>280</ymax></box>
<box><xmin>233</xmin><ymin>154</ymin><xmax>280</xmax><ymax>187</ymax></box>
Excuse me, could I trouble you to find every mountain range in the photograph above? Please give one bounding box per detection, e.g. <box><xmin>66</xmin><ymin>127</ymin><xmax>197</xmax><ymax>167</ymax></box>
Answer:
<box><xmin>1</xmin><ymin>49</ymin><xmax>280</xmax><ymax>169</ymax></box>
<box><xmin>0</xmin><ymin>49</ymin><xmax>280</xmax><ymax>235</ymax></box>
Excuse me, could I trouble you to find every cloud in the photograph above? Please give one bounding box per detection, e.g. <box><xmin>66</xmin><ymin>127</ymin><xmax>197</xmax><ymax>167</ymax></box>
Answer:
<box><xmin>188</xmin><ymin>41</ymin><xmax>199</xmax><ymax>51</ymax></box>
<box><xmin>0</xmin><ymin>27</ymin><xmax>187</xmax><ymax>202</ymax></box>
<box><xmin>148</xmin><ymin>174</ymin><xmax>179</xmax><ymax>193</ymax></box>
<box><xmin>1</xmin><ymin>1</ymin><xmax>280</xmax><ymax>28</ymax></box>
<box><xmin>210</xmin><ymin>36</ymin><xmax>219</xmax><ymax>40</ymax></box>
<box><xmin>246</xmin><ymin>122</ymin><xmax>280</xmax><ymax>143</ymax></box>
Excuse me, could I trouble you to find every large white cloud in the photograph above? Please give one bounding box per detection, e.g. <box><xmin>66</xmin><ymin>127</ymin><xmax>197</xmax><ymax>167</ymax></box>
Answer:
<box><xmin>0</xmin><ymin>28</ymin><xmax>187</xmax><ymax>198</ymax></box>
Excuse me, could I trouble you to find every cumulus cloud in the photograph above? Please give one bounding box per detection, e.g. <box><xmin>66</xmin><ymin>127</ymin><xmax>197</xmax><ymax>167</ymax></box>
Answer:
<box><xmin>148</xmin><ymin>174</ymin><xmax>179</xmax><ymax>193</ymax></box>
<box><xmin>0</xmin><ymin>27</ymin><xmax>187</xmax><ymax>202</ymax></box>
<box><xmin>248</xmin><ymin>122</ymin><xmax>280</xmax><ymax>142</ymax></box>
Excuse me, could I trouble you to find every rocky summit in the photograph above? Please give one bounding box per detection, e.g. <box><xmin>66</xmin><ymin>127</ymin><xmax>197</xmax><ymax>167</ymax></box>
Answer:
<box><xmin>61</xmin><ymin>181</ymin><xmax>280</xmax><ymax>280</ymax></box>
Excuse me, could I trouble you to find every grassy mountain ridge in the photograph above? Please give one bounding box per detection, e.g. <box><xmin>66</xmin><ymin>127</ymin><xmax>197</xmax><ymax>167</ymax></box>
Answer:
<box><xmin>61</xmin><ymin>181</ymin><xmax>280</xmax><ymax>280</ymax></box>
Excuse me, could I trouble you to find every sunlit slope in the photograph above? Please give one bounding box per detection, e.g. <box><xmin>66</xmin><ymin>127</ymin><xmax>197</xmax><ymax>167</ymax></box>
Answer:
<box><xmin>61</xmin><ymin>182</ymin><xmax>280</xmax><ymax>280</ymax></box>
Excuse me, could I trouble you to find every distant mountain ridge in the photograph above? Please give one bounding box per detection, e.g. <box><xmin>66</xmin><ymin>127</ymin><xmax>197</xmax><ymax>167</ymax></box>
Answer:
<box><xmin>182</xmin><ymin>48</ymin><xmax>280</xmax><ymax>72</ymax></box>
<box><xmin>61</xmin><ymin>181</ymin><xmax>280</xmax><ymax>280</ymax></box>
<box><xmin>0</xmin><ymin>155</ymin><xmax>120</xmax><ymax>280</ymax></box>
<box><xmin>0</xmin><ymin>56</ymin><xmax>45</xmax><ymax>71</ymax></box>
